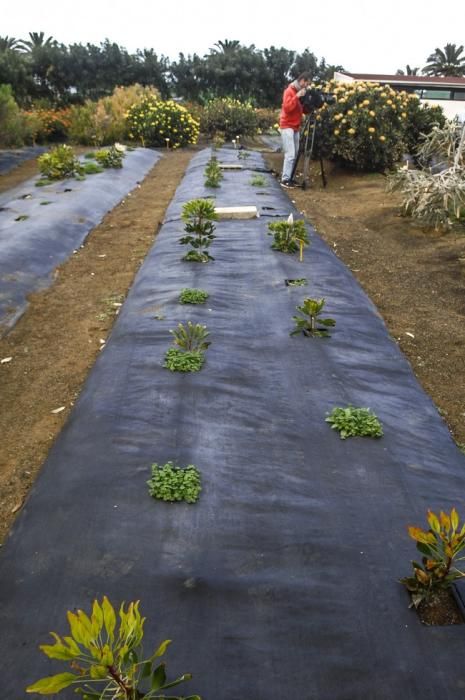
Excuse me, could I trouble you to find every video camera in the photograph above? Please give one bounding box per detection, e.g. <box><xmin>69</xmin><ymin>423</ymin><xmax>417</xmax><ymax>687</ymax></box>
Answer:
<box><xmin>299</xmin><ymin>88</ymin><xmax>335</xmax><ymax>111</ymax></box>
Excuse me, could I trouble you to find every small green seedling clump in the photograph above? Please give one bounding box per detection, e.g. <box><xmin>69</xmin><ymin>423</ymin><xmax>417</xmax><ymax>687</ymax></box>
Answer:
<box><xmin>26</xmin><ymin>596</ymin><xmax>200</xmax><ymax>698</ymax></box>
<box><xmin>81</xmin><ymin>161</ymin><xmax>104</xmax><ymax>175</ymax></box>
<box><xmin>286</xmin><ymin>278</ymin><xmax>307</xmax><ymax>287</ymax></box>
<box><xmin>148</xmin><ymin>461</ymin><xmax>202</xmax><ymax>503</ymax></box>
<box><xmin>164</xmin><ymin>322</ymin><xmax>210</xmax><ymax>372</ymax></box>
<box><xmin>291</xmin><ymin>298</ymin><xmax>335</xmax><ymax>337</ymax></box>
<box><xmin>179</xmin><ymin>288</ymin><xmax>209</xmax><ymax>304</ymax></box>
<box><xmin>400</xmin><ymin>508</ymin><xmax>465</xmax><ymax>609</ymax></box>
<box><xmin>204</xmin><ymin>156</ymin><xmax>223</xmax><ymax>188</ymax></box>
<box><xmin>268</xmin><ymin>214</ymin><xmax>309</xmax><ymax>254</ymax></box>
<box><xmin>325</xmin><ymin>406</ymin><xmax>383</xmax><ymax>439</ymax></box>
<box><xmin>237</xmin><ymin>150</ymin><xmax>251</xmax><ymax>160</ymax></box>
<box><xmin>180</xmin><ymin>198</ymin><xmax>218</xmax><ymax>263</ymax></box>
<box><xmin>164</xmin><ymin>348</ymin><xmax>204</xmax><ymax>372</ymax></box>
<box><xmin>249</xmin><ymin>174</ymin><xmax>268</xmax><ymax>187</ymax></box>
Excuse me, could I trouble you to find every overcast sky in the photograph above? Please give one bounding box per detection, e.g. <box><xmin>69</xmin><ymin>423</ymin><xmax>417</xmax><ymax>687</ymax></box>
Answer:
<box><xmin>4</xmin><ymin>0</ymin><xmax>465</xmax><ymax>74</ymax></box>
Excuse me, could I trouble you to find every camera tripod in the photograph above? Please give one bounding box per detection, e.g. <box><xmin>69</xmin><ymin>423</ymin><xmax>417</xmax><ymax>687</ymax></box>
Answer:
<box><xmin>289</xmin><ymin>113</ymin><xmax>327</xmax><ymax>189</ymax></box>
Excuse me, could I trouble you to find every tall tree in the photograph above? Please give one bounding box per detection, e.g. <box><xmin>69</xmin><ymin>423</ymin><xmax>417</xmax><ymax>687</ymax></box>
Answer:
<box><xmin>18</xmin><ymin>31</ymin><xmax>55</xmax><ymax>52</ymax></box>
<box><xmin>0</xmin><ymin>36</ymin><xmax>21</xmax><ymax>51</ymax></box>
<box><xmin>396</xmin><ymin>65</ymin><xmax>419</xmax><ymax>75</ymax></box>
<box><xmin>423</xmin><ymin>43</ymin><xmax>465</xmax><ymax>76</ymax></box>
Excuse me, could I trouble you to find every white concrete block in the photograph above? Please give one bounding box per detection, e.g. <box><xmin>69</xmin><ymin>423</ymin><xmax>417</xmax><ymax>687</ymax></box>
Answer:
<box><xmin>214</xmin><ymin>206</ymin><xmax>259</xmax><ymax>220</ymax></box>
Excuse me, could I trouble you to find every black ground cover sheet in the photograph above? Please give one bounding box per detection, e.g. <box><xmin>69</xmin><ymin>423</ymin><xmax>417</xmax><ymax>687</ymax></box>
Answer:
<box><xmin>1</xmin><ymin>148</ymin><xmax>465</xmax><ymax>699</ymax></box>
<box><xmin>0</xmin><ymin>146</ymin><xmax>47</xmax><ymax>175</ymax></box>
<box><xmin>0</xmin><ymin>148</ymin><xmax>160</xmax><ymax>334</ymax></box>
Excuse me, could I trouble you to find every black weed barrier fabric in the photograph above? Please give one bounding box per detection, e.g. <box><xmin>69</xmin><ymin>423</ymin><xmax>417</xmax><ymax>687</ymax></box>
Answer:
<box><xmin>0</xmin><ymin>148</ymin><xmax>160</xmax><ymax>334</ymax></box>
<box><xmin>1</xmin><ymin>148</ymin><xmax>465</xmax><ymax>699</ymax></box>
<box><xmin>0</xmin><ymin>146</ymin><xmax>47</xmax><ymax>175</ymax></box>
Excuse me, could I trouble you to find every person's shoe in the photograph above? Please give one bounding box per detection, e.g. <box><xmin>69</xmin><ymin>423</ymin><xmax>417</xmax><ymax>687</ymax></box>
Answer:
<box><xmin>281</xmin><ymin>179</ymin><xmax>297</xmax><ymax>189</ymax></box>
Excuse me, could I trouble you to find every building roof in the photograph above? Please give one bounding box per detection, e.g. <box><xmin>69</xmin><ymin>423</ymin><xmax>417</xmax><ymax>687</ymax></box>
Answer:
<box><xmin>339</xmin><ymin>72</ymin><xmax>465</xmax><ymax>87</ymax></box>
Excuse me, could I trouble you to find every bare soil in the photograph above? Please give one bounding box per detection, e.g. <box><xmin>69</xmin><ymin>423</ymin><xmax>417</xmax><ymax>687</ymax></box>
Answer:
<box><xmin>265</xmin><ymin>152</ymin><xmax>465</xmax><ymax>451</ymax></box>
<box><xmin>417</xmin><ymin>589</ymin><xmax>463</xmax><ymax>625</ymax></box>
<box><xmin>0</xmin><ymin>149</ymin><xmax>195</xmax><ymax>543</ymax></box>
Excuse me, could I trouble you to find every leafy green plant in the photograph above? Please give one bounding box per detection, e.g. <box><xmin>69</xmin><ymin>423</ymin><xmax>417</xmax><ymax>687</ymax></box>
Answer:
<box><xmin>15</xmin><ymin>214</ymin><xmax>29</xmax><ymax>222</ymax></box>
<box><xmin>164</xmin><ymin>322</ymin><xmax>210</xmax><ymax>372</ymax></box>
<box><xmin>200</xmin><ymin>98</ymin><xmax>258</xmax><ymax>140</ymax></box>
<box><xmin>211</xmin><ymin>133</ymin><xmax>225</xmax><ymax>150</ymax></box>
<box><xmin>37</xmin><ymin>144</ymin><xmax>82</xmax><ymax>180</ymax></box>
<box><xmin>81</xmin><ymin>161</ymin><xmax>104</xmax><ymax>175</ymax></box>
<box><xmin>180</xmin><ymin>199</ymin><xmax>218</xmax><ymax>263</ymax></box>
<box><xmin>291</xmin><ymin>298</ymin><xmax>335</xmax><ymax>337</ymax></box>
<box><xmin>286</xmin><ymin>278</ymin><xmax>307</xmax><ymax>287</ymax></box>
<box><xmin>147</xmin><ymin>462</ymin><xmax>201</xmax><ymax>503</ymax></box>
<box><xmin>95</xmin><ymin>145</ymin><xmax>125</xmax><ymax>168</ymax></box>
<box><xmin>267</xmin><ymin>214</ymin><xmax>309</xmax><ymax>254</ymax></box>
<box><xmin>26</xmin><ymin>596</ymin><xmax>200</xmax><ymax>699</ymax></box>
<box><xmin>163</xmin><ymin>348</ymin><xmax>204</xmax><ymax>373</ymax></box>
<box><xmin>170</xmin><ymin>322</ymin><xmax>210</xmax><ymax>352</ymax></box>
<box><xmin>400</xmin><ymin>508</ymin><xmax>465</xmax><ymax>608</ymax></box>
<box><xmin>325</xmin><ymin>405</ymin><xmax>383</xmax><ymax>439</ymax></box>
<box><xmin>249</xmin><ymin>174</ymin><xmax>268</xmax><ymax>187</ymax></box>
<box><xmin>179</xmin><ymin>288</ymin><xmax>209</xmax><ymax>304</ymax></box>
<box><xmin>204</xmin><ymin>156</ymin><xmax>223</xmax><ymax>188</ymax></box>
<box><xmin>237</xmin><ymin>150</ymin><xmax>250</xmax><ymax>160</ymax></box>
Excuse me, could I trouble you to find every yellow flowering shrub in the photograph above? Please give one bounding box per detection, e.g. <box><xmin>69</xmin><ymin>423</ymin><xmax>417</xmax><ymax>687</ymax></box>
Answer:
<box><xmin>319</xmin><ymin>80</ymin><xmax>406</xmax><ymax>170</ymax></box>
<box><xmin>200</xmin><ymin>98</ymin><xmax>258</xmax><ymax>140</ymax></box>
<box><xmin>316</xmin><ymin>80</ymin><xmax>445</xmax><ymax>171</ymax></box>
<box><xmin>126</xmin><ymin>97</ymin><xmax>199</xmax><ymax>148</ymax></box>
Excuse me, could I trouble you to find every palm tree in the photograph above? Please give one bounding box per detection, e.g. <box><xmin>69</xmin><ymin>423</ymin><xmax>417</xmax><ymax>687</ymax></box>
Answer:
<box><xmin>0</xmin><ymin>35</ymin><xmax>21</xmax><ymax>51</ymax></box>
<box><xmin>212</xmin><ymin>39</ymin><xmax>241</xmax><ymax>54</ymax></box>
<box><xmin>396</xmin><ymin>64</ymin><xmax>419</xmax><ymax>76</ymax></box>
<box><xmin>18</xmin><ymin>31</ymin><xmax>55</xmax><ymax>52</ymax></box>
<box><xmin>423</xmin><ymin>43</ymin><xmax>465</xmax><ymax>77</ymax></box>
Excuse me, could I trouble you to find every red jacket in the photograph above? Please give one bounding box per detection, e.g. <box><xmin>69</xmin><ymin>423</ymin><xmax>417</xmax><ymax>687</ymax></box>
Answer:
<box><xmin>279</xmin><ymin>83</ymin><xmax>304</xmax><ymax>130</ymax></box>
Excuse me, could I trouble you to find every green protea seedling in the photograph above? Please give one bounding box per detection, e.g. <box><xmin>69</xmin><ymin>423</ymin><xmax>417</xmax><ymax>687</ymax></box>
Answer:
<box><xmin>26</xmin><ymin>597</ymin><xmax>200</xmax><ymax>699</ymax></box>
<box><xmin>401</xmin><ymin>508</ymin><xmax>465</xmax><ymax>608</ymax></box>
<box><xmin>180</xmin><ymin>198</ymin><xmax>218</xmax><ymax>262</ymax></box>
<box><xmin>291</xmin><ymin>298</ymin><xmax>335</xmax><ymax>337</ymax></box>
<box><xmin>204</xmin><ymin>156</ymin><xmax>223</xmax><ymax>188</ymax></box>
<box><xmin>268</xmin><ymin>214</ymin><xmax>309</xmax><ymax>254</ymax></box>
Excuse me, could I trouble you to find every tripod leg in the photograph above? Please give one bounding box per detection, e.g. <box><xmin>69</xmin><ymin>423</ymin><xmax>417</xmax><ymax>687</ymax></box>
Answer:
<box><xmin>319</xmin><ymin>156</ymin><xmax>327</xmax><ymax>188</ymax></box>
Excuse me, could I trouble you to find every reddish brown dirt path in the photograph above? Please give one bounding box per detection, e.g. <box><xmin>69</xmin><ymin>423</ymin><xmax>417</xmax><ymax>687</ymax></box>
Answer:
<box><xmin>265</xmin><ymin>152</ymin><xmax>465</xmax><ymax>453</ymax></box>
<box><xmin>0</xmin><ymin>149</ymin><xmax>195</xmax><ymax>543</ymax></box>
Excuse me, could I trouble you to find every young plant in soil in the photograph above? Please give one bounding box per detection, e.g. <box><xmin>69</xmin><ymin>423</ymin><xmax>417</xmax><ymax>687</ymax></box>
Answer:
<box><xmin>291</xmin><ymin>298</ymin><xmax>335</xmax><ymax>337</ymax></box>
<box><xmin>148</xmin><ymin>461</ymin><xmax>201</xmax><ymax>503</ymax></box>
<box><xmin>249</xmin><ymin>174</ymin><xmax>268</xmax><ymax>187</ymax></box>
<box><xmin>325</xmin><ymin>406</ymin><xmax>383</xmax><ymax>439</ymax></box>
<box><xmin>26</xmin><ymin>596</ymin><xmax>200</xmax><ymax>698</ymax></box>
<box><xmin>237</xmin><ymin>150</ymin><xmax>251</xmax><ymax>160</ymax></box>
<box><xmin>400</xmin><ymin>508</ymin><xmax>465</xmax><ymax>623</ymax></box>
<box><xmin>268</xmin><ymin>214</ymin><xmax>309</xmax><ymax>254</ymax></box>
<box><xmin>37</xmin><ymin>144</ymin><xmax>82</xmax><ymax>181</ymax></box>
<box><xmin>164</xmin><ymin>322</ymin><xmax>210</xmax><ymax>372</ymax></box>
<box><xmin>204</xmin><ymin>156</ymin><xmax>223</xmax><ymax>188</ymax></box>
<box><xmin>95</xmin><ymin>145</ymin><xmax>125</xmax><ymax>168</ymax></box>
<box><xmin>179</xmin><ymin>288</ymin><xmax>209</xmax><ymax>304</ymax></box>
<box><xmin>180</xmin><ymin>198</ymin><xmax>218</xmax><ymax>263</ymax></box>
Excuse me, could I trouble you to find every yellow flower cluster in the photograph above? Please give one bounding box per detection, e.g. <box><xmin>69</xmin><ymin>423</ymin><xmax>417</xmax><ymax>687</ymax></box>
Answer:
<box><xmin>321</xmin><ymin>79</ymin><xmax>411</xmax><ymax>169</ymax></box>
<box><xmin>126</xmin><ymin>97</ymin><xmax>199</xmax><ymax>148</ymax></box>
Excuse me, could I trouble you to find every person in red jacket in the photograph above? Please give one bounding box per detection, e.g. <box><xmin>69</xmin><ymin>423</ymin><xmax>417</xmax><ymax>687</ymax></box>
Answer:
<box><xmin>279</xmin><ymin>72</ymin><xmax>311</xmax><ymax>187</ymax></box>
